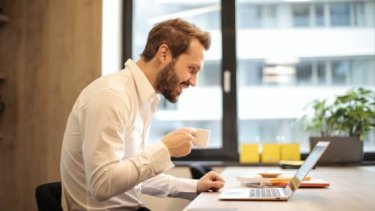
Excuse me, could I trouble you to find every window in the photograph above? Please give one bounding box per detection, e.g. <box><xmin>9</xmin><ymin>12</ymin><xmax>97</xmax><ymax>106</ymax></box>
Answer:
<box><xmin>296</xmin><ymin>61</ymin><xmax>312</xmax><ymax>85</ymax></box>
<box><xmin>330</xmin><ymin>2</ymin><xmax>351</xmax><ymax>26</ymax></box>
<box><xmin>316</xmin><ymin>62</ymin><xmax>326</xmax><ymax>85</ymax></box>
<box><xmin>332</xmin><ymin>60</ymin><xmax>351</xmax><ymax>84</ymax></box>
<box><xmin>292</xmin><ymin>4</ymin><xmax>310</xmax><ymax>27</ymax></box>
<box><xmin>314</xmin><ymin>4</ymin><xmax>325</xmax><ymax>27</ymax></box>
<box><xmin>237</xmin><ymin>60</ymin><xmax>263</xmax><ymax>86</ymax></box>
<box><xmin>124</xmin><ymin>0</ymin><xmax>375</xmax><ymax>161</ymax></box>
<box><xmin>353</xmin><ymin>2</ymin><xmax>365</xmax><ymax>26</ymax></box>
<box><xmin>236</xmin><ymin>0</ymin><xmax>375</xmax><ymax>155</ymax></box>
<box><xmin>238</xmin><ymin>5</ymin><xmax>261</xmax><ymax>28</ymax></box>
<box><xmin>199</xmin><ymin>60</ymin><xmax>221</xmax><ymax>86</ymax></box>
<box><xmin>287</xmin><ymin>2</ymin><xmax>369</xmax><ymax>28</ymax></box>
<box><xmin>238</xmin><ymin>4</ymin><xmax>276</xmax><ymax>29</ymax></box>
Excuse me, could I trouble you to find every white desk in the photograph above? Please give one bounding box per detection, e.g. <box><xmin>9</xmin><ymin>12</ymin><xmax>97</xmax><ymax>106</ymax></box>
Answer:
<box><xmin>184</xmin><ymin>166</ymin><xmax>375</xmax><ymax>211</ymax></box>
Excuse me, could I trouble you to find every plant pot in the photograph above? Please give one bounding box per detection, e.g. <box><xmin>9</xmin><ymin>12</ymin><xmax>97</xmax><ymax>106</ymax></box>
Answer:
<box><xmin>309</xmin><ymin>136</ymin><xmax>363</xmax><ymax>165</ymax></box>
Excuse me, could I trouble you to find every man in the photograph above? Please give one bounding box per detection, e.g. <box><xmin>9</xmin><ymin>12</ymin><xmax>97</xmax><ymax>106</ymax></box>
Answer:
<box><xmin>60</xmin><ymin>18</ymin><xmax>225</xmax><ymax>210</ymax></box>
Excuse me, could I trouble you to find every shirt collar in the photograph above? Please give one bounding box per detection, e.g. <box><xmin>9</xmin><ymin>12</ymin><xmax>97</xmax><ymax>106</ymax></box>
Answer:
<box><xmin>125</xmin><ymin>59</ymin><xmax>160</xmax><ymax>104</ymax></box>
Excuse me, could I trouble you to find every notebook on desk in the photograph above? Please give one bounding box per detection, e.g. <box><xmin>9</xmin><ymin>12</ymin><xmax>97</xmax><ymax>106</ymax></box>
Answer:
<box><xmin>219</xmin><ymin>141</ymin><xmax>330</xmax><ymax>201</ymax></box>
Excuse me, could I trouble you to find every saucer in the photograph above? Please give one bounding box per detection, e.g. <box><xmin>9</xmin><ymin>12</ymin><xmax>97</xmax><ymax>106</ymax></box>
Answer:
<box><xmin>258</xmin><ymin>172</ymin><xmax>283</xmax><ymax>178</ymax></box>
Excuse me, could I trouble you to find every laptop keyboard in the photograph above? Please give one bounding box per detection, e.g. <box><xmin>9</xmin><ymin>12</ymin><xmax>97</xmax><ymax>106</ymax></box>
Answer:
<box><xmin>250</xmin><ymin>188</ymin><xmax>281</xmax><ymax>198</ymax></box>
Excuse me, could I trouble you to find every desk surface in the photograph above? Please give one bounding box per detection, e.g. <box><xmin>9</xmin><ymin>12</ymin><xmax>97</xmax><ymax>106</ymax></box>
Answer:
<box><xmin>184</xmin><ymin>166</ymin><xmax>375</xmax><ymax>211</ymax></box>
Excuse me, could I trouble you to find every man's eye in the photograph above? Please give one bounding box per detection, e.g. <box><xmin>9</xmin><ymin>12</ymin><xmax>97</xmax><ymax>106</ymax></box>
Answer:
<box><xmin>189</xmin><ymin>67</ymin><xmax>196</xmax><ymax>73</ymax></box>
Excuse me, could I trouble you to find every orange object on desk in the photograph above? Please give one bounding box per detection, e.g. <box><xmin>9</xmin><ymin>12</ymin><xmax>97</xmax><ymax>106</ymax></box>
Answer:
<box><xmin>272</xmin><ymin>178</ymin><xmax>330</xmax><ymax>188</ymax></box>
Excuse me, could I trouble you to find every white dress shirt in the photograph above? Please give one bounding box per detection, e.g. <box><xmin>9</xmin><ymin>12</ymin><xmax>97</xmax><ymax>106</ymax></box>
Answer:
<box><xmin>60</xmin><ymin>59</ymin><xmax>198</xmax><ymax>211</ymax></box>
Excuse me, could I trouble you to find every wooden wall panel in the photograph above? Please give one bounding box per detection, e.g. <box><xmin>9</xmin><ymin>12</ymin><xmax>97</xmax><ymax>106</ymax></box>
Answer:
<box><xmin>0</xmin><ymin>0</ymin><xmax>102</xmax><ymax>210</ymax></box>
<box><xmin>0</xmin><ymin>0</ymin><xmax>26</xmax><ymax>209</ymax></box>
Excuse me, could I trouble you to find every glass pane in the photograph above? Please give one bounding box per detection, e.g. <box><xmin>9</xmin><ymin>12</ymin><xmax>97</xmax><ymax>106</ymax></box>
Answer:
<box><xmin>316</xmin><ymin>62</ymin><xmax>326</xmax><ymax>85</ymax></box>
<box><xmin>353</xmin><ymin>2</ymin><xmax>365</xmax><ymax>26</ymax></box>
<box><xmin>292</xmin><ymin>4</ymin><xmax>310</xmax><ymax>27</ymax></box>
<box><xmin>238</xmin><ymin>4</ymin><xmax>277</xmax><ymax>29</ymax></box>
<box><xmin>332</xmin><ymin>60</ymin><xmax>351</xmax><ymax>85</ymax></box>
<box><xmin>315</xmin><ymin>4</ymin><xmax>325</xmax><ymax>26</ymax></box>
<box><xmin>330</xmin><ymin>2</ymin><xmax>351</xmax><ymax>26</ymax></box>
<box><xmin>236</xmin><ymin>0</ymin><xmax>375</xmax><ymax>153</ymax></box>
<box><xmin>262</xmin><ymin>5</ymin><xmax>277</xmax><ymax>28</ymax></box>
<box><xmin>296</xmin><ymin>61</ymin><xmax>312</xmax><ymax>85</ymax></box>
<box><xmin>133</xmin><ymin>0</ymin><xmax>223</xmax><ymax>148</ymax></box>
<box><xmin>237</xmin><ymin>60</ymin><xmax>263</xmax><ymax>86</ymax></box>
<box><xmin>238</xmin><ymin>5</ymin><xmax>261</xmax><ymax>28</ymax></box>
<box><xmin>352</xmin><ymin>59</ymin><xmax>367</xmax><ymax>85</ymax></box>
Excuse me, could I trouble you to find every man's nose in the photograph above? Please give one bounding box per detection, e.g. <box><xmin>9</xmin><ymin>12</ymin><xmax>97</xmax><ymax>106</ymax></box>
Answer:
<box><xmin>189</xmin><ymin>75</ymin><xmax>197</xmax><ymax>87</ymax></box>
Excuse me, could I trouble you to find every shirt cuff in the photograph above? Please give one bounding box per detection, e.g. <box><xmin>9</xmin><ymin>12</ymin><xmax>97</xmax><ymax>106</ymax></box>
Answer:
<box><xmin>175</xmin><ymin>178</ymin><xmax>198</xmax><ymax>192</ymax></box>
<box><xmin>147</xmin><ymin>142</ymin><xmax>175</xmax><ymax>174</ymax></box>
<box><xmin>171</xmin><ymin>178</ymin><xmax>199</xmax><ymax>200</ymax></box>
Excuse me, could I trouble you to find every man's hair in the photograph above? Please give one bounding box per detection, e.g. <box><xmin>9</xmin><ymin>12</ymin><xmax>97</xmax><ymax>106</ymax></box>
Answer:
<box><xmin>141</xmin><ymin>18</ymin><xmax>211</xmax><ymax>62</ymax></box>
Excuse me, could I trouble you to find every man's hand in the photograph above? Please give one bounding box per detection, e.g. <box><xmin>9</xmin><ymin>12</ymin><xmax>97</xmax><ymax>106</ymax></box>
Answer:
<box><xmin>162</xmin><ymin>128</ymin><xmax>197</xmax><ymax>157</ymax></box>
<box><xmin>197</xmin><ymin>171</ymin><xmax>225</xmax><ymax>193</ymax></box>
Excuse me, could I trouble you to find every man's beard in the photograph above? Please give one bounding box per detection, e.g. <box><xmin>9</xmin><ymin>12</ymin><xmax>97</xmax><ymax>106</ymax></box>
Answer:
<box><xmin>155</xmin><ymin>60</ymin><xmax>186</xmax><ymax>103</ymax></box>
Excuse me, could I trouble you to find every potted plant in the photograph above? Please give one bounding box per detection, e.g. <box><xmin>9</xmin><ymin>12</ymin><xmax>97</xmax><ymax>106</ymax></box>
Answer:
<box><xmin>302</xmin><ymin>87</ymin><xmax>375</xmax><ymax>164</ymax></box>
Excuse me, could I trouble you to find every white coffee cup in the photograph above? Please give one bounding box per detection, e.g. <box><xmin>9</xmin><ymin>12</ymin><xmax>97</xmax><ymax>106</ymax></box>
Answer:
<box><xmin>194</xmin><ymin>128</ymin><xmax>211</xmax><ymax>147</ymax></box>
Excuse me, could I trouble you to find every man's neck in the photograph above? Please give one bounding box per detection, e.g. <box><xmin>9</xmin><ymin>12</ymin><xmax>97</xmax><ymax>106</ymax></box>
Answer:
<box><xmin>136</xmin><ymin>58</ymin><xmax>158</xmax><ymax>90</ymax></box>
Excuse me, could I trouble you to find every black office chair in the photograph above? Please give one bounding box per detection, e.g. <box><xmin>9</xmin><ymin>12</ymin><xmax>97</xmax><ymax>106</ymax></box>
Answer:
<box><xmin>189</xmin><ymin>163</ymin><xmax>212</xmax><ymax>179</ymax></box>
<box><xmin>35</xmin><ymin>181</ymin><xmax>151</xmax><ymax>211</ymax></box>
<box><xmin>35</xmin><ymin>182</ymin><xmax>63</xmax><ymax>211</ymax></box>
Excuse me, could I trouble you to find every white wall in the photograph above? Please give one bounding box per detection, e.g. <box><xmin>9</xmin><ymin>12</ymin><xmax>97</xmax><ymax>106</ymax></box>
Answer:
<box><xmin>101</xmin><ymin>0</ymin><xmax>123</xmax><ymax>75</ymax></box>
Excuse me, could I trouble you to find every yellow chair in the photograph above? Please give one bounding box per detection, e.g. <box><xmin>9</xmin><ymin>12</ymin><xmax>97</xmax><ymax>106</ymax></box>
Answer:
<box><xmin>240</xmin><ymin>144</ymin><xmax>259</xmax><ymax>163</ymax></box>
<box><xmin>261</xmin><ymin>143</ymin><xmax>281</xmax><ymax>163</ymax></box>
<box><xmin>280</xmin><ymin>143</ymin><xmax>301</xmax><ymax>161</ymax></box>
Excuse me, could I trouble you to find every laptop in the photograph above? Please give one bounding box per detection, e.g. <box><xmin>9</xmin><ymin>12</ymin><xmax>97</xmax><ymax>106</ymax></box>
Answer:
<box><xmin>219</xmin><ymin>141</ymin><xmax>330</xmax><ymax>201</ymax></box>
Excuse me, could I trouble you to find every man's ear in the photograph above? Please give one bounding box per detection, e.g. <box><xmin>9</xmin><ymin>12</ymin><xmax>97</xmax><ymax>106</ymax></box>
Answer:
<box><xmin>157</xmin><ymin>44</ymin><xmax>171</xmax><ymax>64</ymax></box>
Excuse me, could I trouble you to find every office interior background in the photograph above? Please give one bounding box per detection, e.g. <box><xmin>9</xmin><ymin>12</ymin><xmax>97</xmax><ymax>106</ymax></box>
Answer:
<box><xmin>0</xmin><ymin>0</ymin><xmax>374</xmax><ymax>210</ymax></box>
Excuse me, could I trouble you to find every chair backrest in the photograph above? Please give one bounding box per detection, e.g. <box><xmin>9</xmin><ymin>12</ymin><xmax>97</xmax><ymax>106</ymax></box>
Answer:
<box><xmin>189</xmin><ymin>163</ymin><xmax>212</xmax><ymax>179</ymax></box>
<box><xmin>35</xmin><ymin>182</ymin><xmax>63</xmax><ymax>211</ymax></box>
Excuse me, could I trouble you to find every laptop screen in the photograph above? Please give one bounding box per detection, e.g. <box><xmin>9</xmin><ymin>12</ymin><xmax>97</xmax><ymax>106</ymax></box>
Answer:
<box><xmin>285</xmin><ymin>141</ymin><xmax>330</xmax><ymax>195</ymax></box>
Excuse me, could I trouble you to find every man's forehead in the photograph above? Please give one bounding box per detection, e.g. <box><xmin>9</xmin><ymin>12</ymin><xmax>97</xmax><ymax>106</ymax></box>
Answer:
<box><xmin>187</xmin><ymin>50</ymin><xmax>205</xmax><ymax>65</ymax></box>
